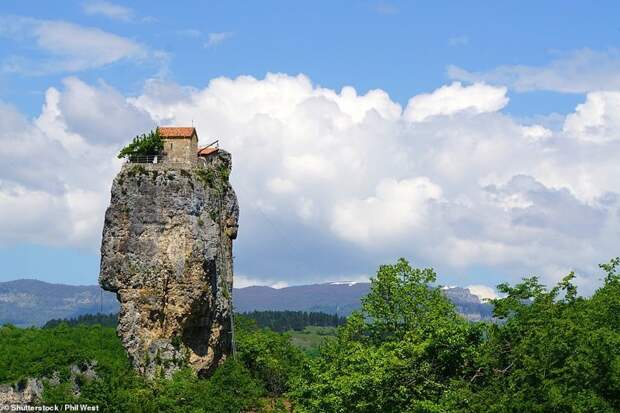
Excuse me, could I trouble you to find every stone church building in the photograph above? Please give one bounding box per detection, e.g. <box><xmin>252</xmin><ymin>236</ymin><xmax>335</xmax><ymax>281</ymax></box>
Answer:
<box><xmin>157</xmin><ymin>126</ymin><xmax>218</xmax><ymax>164</ymax></box>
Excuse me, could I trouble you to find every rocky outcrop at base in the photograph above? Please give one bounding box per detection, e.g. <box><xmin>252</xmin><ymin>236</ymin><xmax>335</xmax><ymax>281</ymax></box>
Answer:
<box><xmin>0</xmin><ymin>379</ymin><xmax>43</xmax><ymax>407</ymax></box>
<box><xmin>0</xmin><ymin>361</ymin><xmax>98</xmax><ymax>409</ymax></box>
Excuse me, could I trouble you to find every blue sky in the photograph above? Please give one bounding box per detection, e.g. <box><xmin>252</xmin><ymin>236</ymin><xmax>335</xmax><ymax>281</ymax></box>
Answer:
<box><xmin>1</xmin><ymin>1</ymin><xmax>620</xmax><ymax>298</ymax></box>
<box><xmin>4</xmin><ymin>1</ymin><xmax>613</xmax><ymax>115</ymax></box>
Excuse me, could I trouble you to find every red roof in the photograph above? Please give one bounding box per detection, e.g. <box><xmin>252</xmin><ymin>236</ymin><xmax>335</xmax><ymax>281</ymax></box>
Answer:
<box><xmin>158</xmin><ymin>127</ymin><xmax>196</xmax><ymax>138</ymax></box>
<box><xmin>198</xmin><ymin>146</ymin><xmax>219</xmax><ymax>157</ymax></box>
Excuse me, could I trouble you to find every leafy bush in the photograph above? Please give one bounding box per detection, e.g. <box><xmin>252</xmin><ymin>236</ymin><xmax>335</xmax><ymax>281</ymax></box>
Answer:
<box><xmin>117</xmin><ymin>129</ymin><xmax>163</xmax><ymax>159</ymax></box>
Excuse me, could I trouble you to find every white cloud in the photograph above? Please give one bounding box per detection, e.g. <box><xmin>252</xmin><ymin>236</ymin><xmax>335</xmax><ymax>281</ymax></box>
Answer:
<box><xmin>3</xmin><ymin>73</ymin><xmax>620</xmax><ymax>291</ymax></box>
<box><xmin>205</xmin><ymin>32</ymin><xmax>234</xmax><ymax>48</ymax></box>
<box><xmin>0</xmin><ymin>79</ymin><xmax>140</xmax><ymax>249</ymax></box>
<box><xmin>57</xmin><ymin>77</ymin><xmax>154</xmax><ymax>144</ymax></box>
<box><xmin>267</xmin><ymin>177</ymin><xmax>297</xmax><ymax>194</ymax></box>
<box><xmin>449</xmin><ymin>48</ymin><xmax>620</xmax><ymax>93</ymax></box>
<box><xmin>522</xmin><ymin>124</ymin><xmax>552</xmax><ymax>142</ymax></box>
<box><xmin>284</xmin><ymin>154</ymin><xmax>335</xmax><ymax>180</ymax></box>
<box><xmin>563</xmin><ymin>91</ymin><xmax>620</xmax><ymax>142</ymax></box>
<box><xmin>234</xmin><ymin>274</ymin><xmax>289</xmax><ymax>289</ymax></box>
<box><xmin>82</xmin><ymin>1</ymin><xmax>133</xmax><ymax>21</ymax></box>
<box><xmin>0</xmin><ymin>185</ymin><xmax>68</xmax><ymax>246</ymax></box>
<box><xmin>331</xmin><ymin>178</ymin><xmax>442</xmax><ymax>245</ymax></box>
<box><xmin>0</xmin><ymin>16</ymin><xmax>149</xmax><ymax>74</ymax></box>
<box><xmin>120</xmin><ymin>75</ymin><xmax>620</xmax><ymax>288</ymax></box>
<box><xmin>466</xmin><ymin>284</ymin><xmax>498</xmax><ymax>300</ymax></box>
<box><xmin>403</xmin><ymin>81</ymin><xmax>508</xmax><ymax>122</ymax></box>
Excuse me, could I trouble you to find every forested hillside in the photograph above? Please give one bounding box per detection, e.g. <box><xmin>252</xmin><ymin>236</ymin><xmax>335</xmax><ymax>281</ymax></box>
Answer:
<box><xmin>43</xmin><ymin>310</ymin><xmax>345</xmax><ymax>333</ymax></box>
<box><xmin>43</xmin><ymin>313</ymin><xmax>118</xmax><ymax>328</ymax></box>
<box><xmin>1</xmin><ymin>280</ymin><xmax>492</xmax><ymax>327</ymax></box>
<box><xmin>2</xmin><ymin>258</ymin><xmax>619</xmax><ymax>412</ymax></box>
<box><xmin>240</xmin><ymin>311</ymin><xmax>346</xmax><ymax>332</ymax></box>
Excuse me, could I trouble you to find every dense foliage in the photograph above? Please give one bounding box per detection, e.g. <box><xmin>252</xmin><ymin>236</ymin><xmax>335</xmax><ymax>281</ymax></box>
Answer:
<box><xmin>292</xmin><ymin>258</ymin><xmax>620</xmax><ymax>412</ymax></box>
<box><xmin>44</xmin><ymin>313</ymin><xmax>118</xmax><ymax>328</ymax></box>
<box><xmin>292</xmin><ymin>258</ymin><xmax>483</xmax><ymax>412</ymax></box>
<box><xmin>236</xmin><ymin>316</ymin><xmax>307</xmax><ymax>396</ymax></box>
<box><xmin>0</xmin><ymin>318</ymin><xmax>303</xmax><ymax>412</ymax></box>
<box><xmin>0</xmin><ymin>324</ymin><xmax>125</xmax><ymax>386</ymax></box>
<box><xmin>241</xmin><ymin>310</ymin><xmax>346</xmax><ymax>332</ymax></box>
<box><xmin>117</xmin><ymin>128</ymin><xmax>163</xmax><ymax>160</ymax></box>
<box><xmin>3</xmin><ymin>258</ymin><xmax>619</xmax><ymax>412</ymax></box>
<box><xmin>441</xmin><ymin>261</ymin><xmax>620</xmax><ymax>412</ymax></box>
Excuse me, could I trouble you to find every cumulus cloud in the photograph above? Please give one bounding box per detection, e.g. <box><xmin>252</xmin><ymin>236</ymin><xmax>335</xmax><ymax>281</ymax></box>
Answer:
<box><xmin>522</xmin><ymin>124</ymin><xmax>552</xmax><ymax>142</ymax></box>
<box><xmin>563</xmin><ymin>91</ymin><xmax>620</xmax><ymax>142</ymax></box>
<box><xmin>485</xmin><ymin>175</ymin><xmax>607</xmax><ymax>238</ymax></box>
<box><xmin>331</xmin><ymin>178</ymin><xmax>442</xmax><ymax>245</ymax></box>
<box><xmin>3</xmin><ymin>73</ymin><xmax>620</xmax><ymax>292</ymax></box>
<box><xmin>0</xmin><ymin>16</ymin><xmax>149</xmax><ymax>74</ymax></box>
<box><xmin>57</xmin><ymin>77</ymin><xmax>154</xmax><ymax>144</ymax></box>
<box><xmin>128</xmin><ymin>74</ymin><xmax>620</xmax><ymax>290</ymax></box>
<box><xmin>403</xmin><ymin>82</ymin><xmax>508</xmax><ymax>122</ymax></box>
<box><xmin>448</xmin><ymin>48</ymin><xmax>620</xmax><ymax>93</ymax></box>
<box><xmin>0</xmin><ymin>80</ymin><xmax>135</xmax><ymax>249</ymax></box>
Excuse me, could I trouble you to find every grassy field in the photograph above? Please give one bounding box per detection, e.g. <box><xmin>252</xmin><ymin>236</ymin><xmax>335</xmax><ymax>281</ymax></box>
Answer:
<box><xmin>286</xmin><ymin>326</ymin><xmax>337</xmax><ymax>356</ymax></box>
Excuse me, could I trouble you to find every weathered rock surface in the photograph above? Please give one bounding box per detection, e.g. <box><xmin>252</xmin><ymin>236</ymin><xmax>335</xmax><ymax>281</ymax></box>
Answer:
<box><xmin>99</xmin><ymin>150</ymin><xmax>238</xmax><ymax>378</ymax></box>
<box><xmin>0</xmin><ymin>361</ymin><xmax>98</xmax><ymax>409</ymax></box>
<box><xmin>0</xmin><ymin>379</ymin><xmax>43</xmax><ymax>407</ymax></box>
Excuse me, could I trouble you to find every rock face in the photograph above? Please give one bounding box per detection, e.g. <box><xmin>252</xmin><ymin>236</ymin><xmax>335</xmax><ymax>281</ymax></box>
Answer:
<box><xmin>0</xmin><ymin>379</ymin><xmax>43</xmax><ymax>406</ymax></box>
<box><xmin>99</xmin><ymin>150</ymin><xmax>238</xmax><ymax>378</ymax></box>
<box><xmin>0</xmin><ymin>362</ymin><xmax>97</xmax><ymax>407</ymax></box>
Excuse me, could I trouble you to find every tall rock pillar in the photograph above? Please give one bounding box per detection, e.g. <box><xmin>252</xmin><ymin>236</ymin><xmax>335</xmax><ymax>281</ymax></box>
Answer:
<box><xmin>99</xmin><ymin>150</ymin><xmax>238</xmax><ymax>378</ymax></box>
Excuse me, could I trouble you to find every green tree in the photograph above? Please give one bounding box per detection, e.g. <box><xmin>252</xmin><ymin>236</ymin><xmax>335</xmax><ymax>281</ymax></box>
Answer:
<box><xmin>442</xmin><ymin>259</ymin><xmax>620</xmax><ymax>412</ymax></box>
<box><xmin>117</xmin><ymin>129</ymin><xmax>163</xmax><ymax>159</ymax></box>
<box><xmin>292</xmin><ymin>258</ymin><xmax>482</xmax><ymax>413</ymax></box>
<box><xmin>235</xmin><ymin>315</ymin><xmax>307</xmax><ymax>396</ymax></box>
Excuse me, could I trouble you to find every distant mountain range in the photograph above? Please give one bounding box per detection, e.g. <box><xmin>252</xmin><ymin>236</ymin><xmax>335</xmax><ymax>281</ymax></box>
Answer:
<box><xmin>0</xmin><ymin>279</ymin><xmax>492</xmax><ymax>327</ymax></box>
